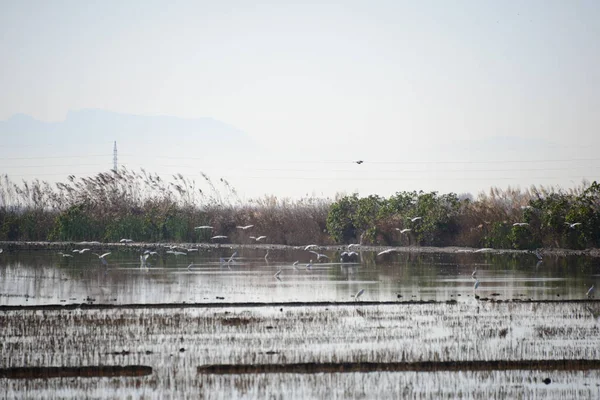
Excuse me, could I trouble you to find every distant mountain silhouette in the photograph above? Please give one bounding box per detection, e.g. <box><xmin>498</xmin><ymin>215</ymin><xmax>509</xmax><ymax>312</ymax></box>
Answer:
<box><xmin>0</xmin><ymin>109</ymin><xmax>254</xmax><ymax>148</ymax></box>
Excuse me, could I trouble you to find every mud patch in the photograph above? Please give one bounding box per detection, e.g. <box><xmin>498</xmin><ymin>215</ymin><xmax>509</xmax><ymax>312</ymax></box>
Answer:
<box><xmin>0</xmin><ymin>365</ymin><xmax>152</xmax><ymax>379</ymax></box>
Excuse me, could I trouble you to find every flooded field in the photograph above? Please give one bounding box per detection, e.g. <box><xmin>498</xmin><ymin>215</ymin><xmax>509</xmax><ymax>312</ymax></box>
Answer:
<box><xmin>0</xmin><ymin>246</ymin><xmax>598</xmax><ymax>305</ymax></box>
<box><xmin>1</xmin><ymin>246</ymin><xmax>599</xmax><ymax>398</ymax></box>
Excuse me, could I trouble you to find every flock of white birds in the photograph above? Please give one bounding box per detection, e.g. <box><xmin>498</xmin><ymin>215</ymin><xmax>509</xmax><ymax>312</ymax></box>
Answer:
<box><xmin>1</xmin><ymin>215</ymin><xmax>594</xmax><ymax>301</ymax></box>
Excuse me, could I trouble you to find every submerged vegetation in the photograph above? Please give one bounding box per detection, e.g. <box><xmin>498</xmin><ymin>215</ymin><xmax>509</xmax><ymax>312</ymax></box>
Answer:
<box><xmin>0</xmin><ymin>169</ymin><xmax>599</xmax><ymax>249</ymax></box>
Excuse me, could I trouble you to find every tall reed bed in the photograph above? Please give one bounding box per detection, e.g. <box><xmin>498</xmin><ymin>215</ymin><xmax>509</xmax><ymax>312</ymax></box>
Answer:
<box><xmin>0</xmin><ymin>170</ymin><xmax>598</xmax><ymax>249</ymax></box>
<box><xmin>0</xmin><ymin>169</ymin><xmax>330</xmax><ymax>245</ymax></box>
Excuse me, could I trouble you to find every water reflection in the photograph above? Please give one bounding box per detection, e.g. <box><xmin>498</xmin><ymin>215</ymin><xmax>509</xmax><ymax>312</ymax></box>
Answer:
<box><xmin>0</xmin><ymin>248</ymin><xmax>598</xmax><ymax>306</ymax></box>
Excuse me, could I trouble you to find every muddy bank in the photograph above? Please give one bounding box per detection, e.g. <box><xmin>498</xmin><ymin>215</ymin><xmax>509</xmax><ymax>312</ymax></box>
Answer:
<box><xmin>0</xmin><ymin>366</ymin><xmax>152</xmax><ymax>379</ymax></box>
<box><xmin>198</xmin><ymin>359</ymin><xmax>600</xmax><ymax>374</ymax></box>
<box><xmin>1</xmin><ymin>240</ymin><xmax>599</xmax><ymax>258</ymax></box>
<box><xmin>1</xmin><ymin>298</ymin><xmax>598</xmax><ymax>312</ymax></box>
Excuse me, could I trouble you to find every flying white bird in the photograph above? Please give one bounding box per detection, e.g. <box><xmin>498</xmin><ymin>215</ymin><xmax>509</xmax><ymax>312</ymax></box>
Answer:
<box><xmin>587</xmin><ymin>285</ymin><xmax>595</xmax><ymax>298</ymax></box>
<box><xmin>377</xmin><ymin>248</ymin><xmax>396</xmax><ymax>256</ymax></box>
<box><xmin>309</xmin><ymin>251</ymin><xmax>329</xmax><ymax>261</ymax></box>
<box><xmin>408</xmin><ymin>217</ymin><xmax>422</xmax><ymax>222</ymax></box>
<box><xmin>72</xmin><ymin>248</ymin><xmax>91</xmax><ymax>254</ymax></box>
<box><xmin>565</xmin><ymin>222</ymin><xmax>582</xmax><ymax>229</ymax></box>
<box><xmin>140</xmin><ymin>254</ymin><xmax>150</xmax><ymax>268</ymax></box>
<box><xmin>166</xmin><ymin>250</ymin><xmax>187</xmax><ymax>256</ymax></box>
<box><xmin>194</xmin><ymin>226</ymin><xmax>213</xmax><ymax>230</ymax></box>
<box><xmin>236</xmin><ymin>225</ymin><xmax>254</xmax><ymax>230</ymax></box>
<box><xmin>395</xmin><ymin>228</ymin><xmax>412</xmax><ymax>234</ymax></box>
<box><xmin>250</xmin><ymin>235</ymin><xmax>267</xmax><ymax>241</ymax></box>
<box><xmin>93</xmin><ymin>252</ymin><xmax>111</xmax><ymax>265</ymax></box>
<box><xmin>512</xmin><ymin>222</ymin><xmax>529</xmax><ymax>227</ymax></box>
<box><xmin>354</xmin><ymin>289</ymin><xmax>365</xmax><ymax>300</ymax></box>
<box><xmin>211</xmin><ymin>235</ymin><xmax>228</xmax><ymax>240</ymax></box>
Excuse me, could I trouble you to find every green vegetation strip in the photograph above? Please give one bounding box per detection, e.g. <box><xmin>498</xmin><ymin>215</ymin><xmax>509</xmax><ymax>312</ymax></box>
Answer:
<box><xmin>198</xmin><ymin>360</ymin><xmax>600</xmax><ymax>375</ymax></box>
<box><xmin>0</xmin><ymin>365</ymin><xmax>152</xmax><ymax>379</ymax></box>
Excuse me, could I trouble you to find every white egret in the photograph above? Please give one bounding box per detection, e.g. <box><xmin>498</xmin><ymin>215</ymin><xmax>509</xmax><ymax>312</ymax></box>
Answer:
<box><xmin>354</xmin><ymin>289</ymin><xmax>365</xmax><ymax>300</ymax></box>
<box><xmin>140</xmin><ymin>254</ymin><xmax>150</xmax><ymax>268</ymax></box>
<box><xmin>250</xmin><ymin>235</ymin><xmax>267</xmax><ymax>242</ymax></box>
<box><xmin>395</xmin><ymin>228</ymin><xmax>412</xmax><ymax>234</ymax></box>
<box><xmin>194</xmin><ymin>226</ymin><xmax>213</xmax><ymax>230</ymax></box>
<box><xmin>587</xmin><ymin>285</ymin><xmax>595</xmax><ymax>298</ymax></box>
<box><xmin>120</xmin><ymin>238</ymin><xmax>133</xmax><ymax>243</ymax></box>
<box><xmin>93</xmin><ymin>252</ymin><xmax>111</xmax><ymax>266</ymax></box>
<box><xmin>211</xmin><ymin>235</ymin><xmax>228</xmax><ymax>240</ymax></box>
<box><xmin>512</xmin><ymin>222</ymin><xmax>529</xmax><ymax>227</ymax></box>
<box><xmin>236</xmin><ymin>225</ymin><xmax>254</xmax><ymax>230</ymax></box>
<box><xmin>408</xmin><ymin>217</ymin><xmax>422</xmax><ymax>222</ymax></box>
<box><xmin>228</xmin><ymin>251</ymin><xmax>237</xmax><ymax>264</ymax></box>
<box><xmin>377</xmin><ymin>248</ymin><xmax>396</xmax><ymax>256</ymax></box>
<box><xmin>309</xmin><ymin>250</ymin><xmax>329</xmax><ymax>262</ymax></box>
<box><xmin>166</xmin><ymin>250</ymin><xmax>187</xmax><ymax>256</ymax></box>
<box><xmin>565</xmin><ymin>222</ymin><xmax>582</xmax><ymax>229</ymax></box>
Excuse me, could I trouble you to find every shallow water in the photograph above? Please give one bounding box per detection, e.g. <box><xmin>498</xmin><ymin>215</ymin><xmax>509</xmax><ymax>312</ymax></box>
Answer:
<box><xmin>0</xmin><ymin>248</ymin><xmax>598</xmax><ymax>306</ymax></box>
<box><xmin>2</xmin><ymin>303</ymin><xmax>600</xmax><ymax>398</ymax></box>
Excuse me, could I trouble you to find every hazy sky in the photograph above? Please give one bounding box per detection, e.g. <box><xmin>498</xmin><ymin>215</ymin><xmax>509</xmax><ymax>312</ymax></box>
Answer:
<box><xmin>1</xmin><ymin>0</ymin><xmax>599</xmax><ymax>199</ymax></box>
